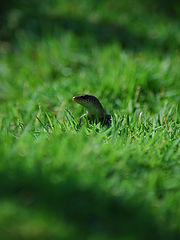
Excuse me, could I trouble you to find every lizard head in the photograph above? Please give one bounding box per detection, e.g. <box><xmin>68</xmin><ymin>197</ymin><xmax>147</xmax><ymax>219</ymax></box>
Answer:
<box><xmin>72</xmin><ymin>94</ymin><xmax>105</xmax><ymax>116</ymax></box>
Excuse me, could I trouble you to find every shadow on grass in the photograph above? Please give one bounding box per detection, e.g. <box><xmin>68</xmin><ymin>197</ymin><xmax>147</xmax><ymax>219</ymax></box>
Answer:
<box><xmin>32</xmin><ymin>15</ymin><xmax>148</xmax><ymax>50</ymax></box>
<box><xmin>1</xmin><ymin>0</ymin><xmax>179</xmax><ymax>53</ymax></box>
<box><xmin>3</xmin><ymin>13</ymin><xmax>179</xmax><ymax>53</ymax></box>
<box><xmin>0</xmin><ymin>170</ymin><xmax>178</xmax><ymax>240</ymax></box>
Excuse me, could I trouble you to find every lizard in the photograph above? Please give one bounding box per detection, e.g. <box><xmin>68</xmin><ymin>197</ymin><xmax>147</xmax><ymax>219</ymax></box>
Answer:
<box><xmin>72</xmin><ymin>94</ymin><xmax>111</xmax><ymax>126</ymax></box>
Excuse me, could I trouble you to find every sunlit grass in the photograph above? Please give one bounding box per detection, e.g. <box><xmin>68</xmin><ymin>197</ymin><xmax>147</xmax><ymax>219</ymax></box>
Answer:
<box><xmin>0</xmin><ymin>0</ymin><xmax>180</xmax><ymax>239</ymax></box>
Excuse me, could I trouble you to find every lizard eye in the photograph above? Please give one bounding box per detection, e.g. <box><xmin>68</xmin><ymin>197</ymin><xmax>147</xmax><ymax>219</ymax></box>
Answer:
<box><xmin>83</xmin><ymin>95</ymin><xmax>88</xmax><ymax>100</ymax></box>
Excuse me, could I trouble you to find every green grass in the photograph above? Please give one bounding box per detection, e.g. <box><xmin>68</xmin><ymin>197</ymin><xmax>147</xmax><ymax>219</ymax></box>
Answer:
<box><xmin>0</xmin><ymin>0</ymin><xmax>180</xmax><ymax>239</ymax></box>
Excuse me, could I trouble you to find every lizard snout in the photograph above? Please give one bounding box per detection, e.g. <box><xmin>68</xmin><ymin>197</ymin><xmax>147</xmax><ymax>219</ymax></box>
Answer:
<box><xmin>72</xmin><ymin>96</ymin><xmax>77</xmax><ymax>102</ymax></box>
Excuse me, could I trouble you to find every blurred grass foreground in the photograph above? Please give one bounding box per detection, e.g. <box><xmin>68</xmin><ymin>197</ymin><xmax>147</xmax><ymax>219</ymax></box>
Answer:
<box><xmin>0</xmin><ymin>0</ymin><xmax>180</xmax><ymax>239</ymax></box>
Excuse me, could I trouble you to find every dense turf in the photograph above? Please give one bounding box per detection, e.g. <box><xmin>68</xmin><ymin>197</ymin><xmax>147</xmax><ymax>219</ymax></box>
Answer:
<box><xmin>0</xmin><ymin>0</ymin><xmax>180</xmax><ymax>239</ymax></box>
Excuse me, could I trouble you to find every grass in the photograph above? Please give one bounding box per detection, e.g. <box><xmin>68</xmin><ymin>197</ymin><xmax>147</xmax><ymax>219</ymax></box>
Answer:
<box><xmin>0</xmin><ymin>0</ymin><xmax>180</xmax><ymax>239</ymax></box>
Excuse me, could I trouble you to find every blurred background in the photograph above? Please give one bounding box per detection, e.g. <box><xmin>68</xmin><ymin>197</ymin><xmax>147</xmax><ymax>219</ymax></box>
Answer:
<box><xmin>0</xmin><ymin>0</ymin><xmax>180</xmax><ymax>239</ymax></box>
<box><xmin>0</xmin><ymin>0</ymin><xmax>180</xmax><ymax>113</ymax></box>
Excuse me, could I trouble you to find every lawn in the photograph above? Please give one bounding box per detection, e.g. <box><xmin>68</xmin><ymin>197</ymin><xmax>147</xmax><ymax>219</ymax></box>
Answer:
<box><xmin>0</xmin><ymin>0</ymin><xmax>180</xmax><ymax>239</ymax></box>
